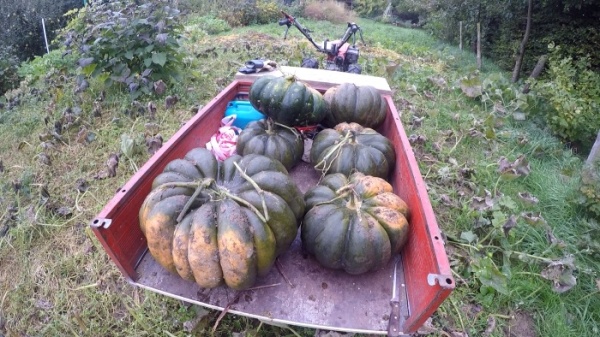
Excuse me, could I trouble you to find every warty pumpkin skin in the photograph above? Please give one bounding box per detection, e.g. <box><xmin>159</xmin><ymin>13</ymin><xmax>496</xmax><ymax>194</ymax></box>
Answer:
<box><xmin>249</xmin><ymin>75</ymin><xmax>327</xmax><ymax>127</ymax></box>
<box><xmin>236</xmin><ymin>119</ymin><xmax>304</xmax><ymax>170</ymax></box>
<box><xmin>302</xmin><ymin>172</ymin><xmax>410</xmax><ymax>275</ymax></box>
<box><xmin>310</xmin><ymin>122</ymin><xmax>396</xmax><ymax>179</ymax></box>
<box><xmin>139</xmin><ymin>148</ymin><xmax>305</xmax><ymax>290</ymax></box>
<box><xmin>323</xmin><ymin>83</ymin><xmax>388</xmax><ymax>129</ymax></box>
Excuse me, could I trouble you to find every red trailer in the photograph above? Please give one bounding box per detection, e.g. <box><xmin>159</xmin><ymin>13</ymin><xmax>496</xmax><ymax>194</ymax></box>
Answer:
<box><xmin>90</xmin><ymin>68</ymin><xmax>454</xmax><ymax>335</ymax></box>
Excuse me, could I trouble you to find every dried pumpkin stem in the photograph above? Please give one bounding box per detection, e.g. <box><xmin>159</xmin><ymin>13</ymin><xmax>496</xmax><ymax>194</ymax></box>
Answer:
<box><xmin>224</xmin><ymin>193</ymin><xmax>268</xmax><ymax>223</ymax></box>
<box><xmin>313</xmin><ymin>188</ymin><xmax>353</xmax><ymax>207</ymax></box>
<box><xmin>233</xmin><ymin>161</ymin><xmax>270</xmax><ymax>222</ymax></box>
<box><xmin>273</xmin><ymin>121</ymin><xmax>302</xmax><ymax>139</ymax></box>
<box><xmin>176</xmin><ymin>179</ymin><xmax>214</xmax><ymax>223</ymax></box>
<box><xmin>314</xmin><ymin>131</ymin><xmax>353</xmax><ymax>173</ymax></box>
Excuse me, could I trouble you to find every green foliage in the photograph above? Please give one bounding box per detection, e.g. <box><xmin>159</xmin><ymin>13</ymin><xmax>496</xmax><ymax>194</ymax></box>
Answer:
<box><xmin>481</xmin><ymin>72</ymin><xmax>529</xmax><ymax>117</ymax></box>
<box><xmin>217</xmin><ymin>0</ymin><xmax>281</xmax><ymax>27</ymax></box>
<box><xmin>187</xmin><ymin>15</ymin><xmax>232</xmax><ymax>35</ymax></box>
<box><xmin>533</xmin><ymin>44</ymin><xmax>600</xmax><ymax>147</ymax></box>
<box><xmin>17</xmin><ymin>49</ymin><xmax>78</xmax><ymax>81</ymax></box>
<box><xmin>352</xmin><ymin>0</ymin><xmax>388</xmax><ymax>18</ymax></box>
<box><xmin>63</xmin><ymin>1</ymin><xmax>185</xmax><ymax>98</ymax></box>
<box><xmin>0</xmin><ymin>47</ymin><xmax>20</xmax><ymax>95</ymax></box>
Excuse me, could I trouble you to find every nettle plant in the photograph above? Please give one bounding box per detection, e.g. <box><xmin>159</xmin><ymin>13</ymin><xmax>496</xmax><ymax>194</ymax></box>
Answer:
<box><xmin>64</xmin><ymin>0</ymin><xmax>184</xmax><ymax>97</ymax></box>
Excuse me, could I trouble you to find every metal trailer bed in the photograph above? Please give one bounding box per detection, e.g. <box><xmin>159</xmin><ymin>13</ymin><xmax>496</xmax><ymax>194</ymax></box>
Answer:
<box><xmin>90</xmin><ymin>69</ymin><xmax>454</xmax><ymax>335</ymax></box>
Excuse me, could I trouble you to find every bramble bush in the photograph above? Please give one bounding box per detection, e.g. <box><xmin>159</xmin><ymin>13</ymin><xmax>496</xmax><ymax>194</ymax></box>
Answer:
<box><xmin>62</xmin><ymin>0</ymin><xmax>185</xmax><ymax>98</ymax></box>
<box><xmin>533</xmin><ymin>44</ymin><xmax>600</xmax><ymax>149</ymax></box>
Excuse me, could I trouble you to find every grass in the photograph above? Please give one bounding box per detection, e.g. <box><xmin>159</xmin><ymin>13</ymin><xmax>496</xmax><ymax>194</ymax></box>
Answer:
<box><xmin>0</xmin><ymin>7</ymin><xmax>599</xmax><ymax>337</ymax></box>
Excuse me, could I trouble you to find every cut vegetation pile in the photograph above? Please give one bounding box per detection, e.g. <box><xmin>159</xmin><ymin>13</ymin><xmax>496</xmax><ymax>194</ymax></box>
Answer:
<box><xmin>0</xmin><ymin>7</ymin><xmax>599</xmax><ymax>337</ymax></box>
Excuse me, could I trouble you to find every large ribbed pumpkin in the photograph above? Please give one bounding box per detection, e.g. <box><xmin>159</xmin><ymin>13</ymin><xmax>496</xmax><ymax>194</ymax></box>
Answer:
<box><xmin>249</xmin><ymin>75</ymin><xmax>326</xmax><ymax>127</ymax></box>
<box><xmin>323</xmin><ymin>83</ymin><xmax>388</xmax><ymax>129</ymax></box>
<box><xmin>302</xmin><ymin>172</ymin><xmax>410</xmax><ymax>274</ymax></box>
<box><xmin>310</xmin><ymin>122</ymin><xmax>396</xmax><ymax>179</ymax></box>
<box><xmin>236</xmin><ymin>119</ymin><xmax>304</xmax><ymax>170</ymax></box>
<box><xmin>139</xmin><ymin>148</ymin><xmax>305</xmax><ymax>290</ymax></box>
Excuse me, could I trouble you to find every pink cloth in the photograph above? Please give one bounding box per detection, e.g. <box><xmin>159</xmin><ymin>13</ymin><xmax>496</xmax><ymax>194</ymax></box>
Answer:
<box><xmin>206</xmin><ymin>115</ymin><xmax>242</xmax><ymax>161</ymax></box>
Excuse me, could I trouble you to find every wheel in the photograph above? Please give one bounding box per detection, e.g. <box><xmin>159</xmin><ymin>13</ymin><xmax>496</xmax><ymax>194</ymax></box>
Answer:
<box><xmin>301</xmin><ymin>57</ymin><xmax>319</xmax><ymax>69</ymax></box>
<box><xmin>347</xmin><ymin>64</ymin><xmax>362</xmax><ymax>74</ymax></box>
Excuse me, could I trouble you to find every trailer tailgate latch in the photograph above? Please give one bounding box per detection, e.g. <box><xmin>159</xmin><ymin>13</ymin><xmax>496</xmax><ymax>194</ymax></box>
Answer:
<box><xmin>90</xmin><ymin>218</ymin><xmax>112</xmax><ymax>229</ymax></box>
<box><xmin>427</xmin><ymin>273</ymin><xmax>454</xmax><ymax>289</ymax></box>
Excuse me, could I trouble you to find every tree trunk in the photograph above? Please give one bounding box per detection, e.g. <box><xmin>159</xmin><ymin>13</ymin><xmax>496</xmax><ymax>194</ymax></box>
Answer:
<box><xmin>512</xmin><ymin>0</ymin><xmax>533</xmax><ymax>83</ymax></box>
<box><xmin>522</xmin><ymin>54</ymin><xmax>547</xmax><ymax>93</ymax></box>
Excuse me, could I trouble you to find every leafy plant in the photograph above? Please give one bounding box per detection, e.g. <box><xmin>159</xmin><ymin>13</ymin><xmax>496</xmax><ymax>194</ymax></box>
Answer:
<box><xmin>187</xmin><ymin>15</ymin><xmax>231</xmax><ymax>35</ymax></box>
<box><xmin>351</xmin><ymin>0</ymin><xmax>388</xmax><ymax>18</ymax></box>
<box><xmin>533</xmin><ymin>44</ymin><xmax>600</xmax><ymax>148</ymax></box>
<box><xmin>63</xmin><ymin>1</ymin><xmax>185</xmax><ymax>98</ymax></box>
<box><xmin>0</xmin><ymin>46</ymin><xmax>20</xmax><ymax>95</ymax></box>
<box><xmin>217</xmin><ymin>0</ymin><xmax>281</xmax><ymax>27</ymax></box>
<box><xmin>17</xmin><ymin>49</ymin><xmax>77</xmax><ymax>81</ymax></box>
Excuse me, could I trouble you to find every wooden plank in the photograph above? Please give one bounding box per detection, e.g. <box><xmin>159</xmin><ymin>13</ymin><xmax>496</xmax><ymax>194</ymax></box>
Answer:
<box><xmin>235</xmin><ymin>66</ymin><xmax>392</xmax><ymax>94</ymax></box>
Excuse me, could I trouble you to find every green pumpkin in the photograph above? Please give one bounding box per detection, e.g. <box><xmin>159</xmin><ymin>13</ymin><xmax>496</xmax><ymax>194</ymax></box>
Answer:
<box><xmin>236</xmin><ymin>119</ymin><xmax>304</xmax><ymax>170</ymax></box>
<box><xmin>249</xmin><ymin>75</ymin><xmax>326</xmax><ymax>127</ymax></box>
<box><xmin>323</xmin><ymin>83</ymin><xmax>388</xmax><ymax>129</ymax></box>
<box><xmin>302</xmin><ymin>172</ymin><xmax>410</xmax><ymax>275</ymax></box>
<box><xmin>139</xmin><ymin>148</ymin><xmax>305</xmax><ymax>290</ymax></box>
<box><xmin>310</xmin><ymin>122</ymin><xmax>396</xmax><ymax>179</ymax></box>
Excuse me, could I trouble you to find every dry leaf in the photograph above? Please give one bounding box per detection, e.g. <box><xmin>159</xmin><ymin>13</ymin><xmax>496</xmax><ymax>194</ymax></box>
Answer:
<box><xmin>517</xmin><ymin>192</ymin><xmax>539</xmax><ymax>205</ymax></box>
<box><xmin>154</xmin><ymin>80</ymin><xmax>167</xmax><ymax>95</ymax></box>
<box><xmin>106</xmin><ymin>153</ymin><xmax>119</xmax><ymax>178</ymax></box>
<box><xmin>39</xmin><ymin>153</ymin><xmax>52</xmax><ymax>166</ymax></box>
<box><xmin>146</xmin><ymin>135</ymin><xmax>163</xmax><ymax>155</ymax></box>
<box><xmin>408</xmin><ymin>134</ymin><xmax>427</xmax><ymax>145</ymax></box>
<box><xmin>521</xmin><ymin>211</ymin><xmax>547</xmax><ymax>226</ymax></box>
<box><xmin>147</xmin><ymin>101</ymin><xmax>157</xmax><ymax>120</ymax></box>
<box><xmin>76</xmin><ymin>178</ymin><xmax>89</xmax><ymax>193</ymax></box>
<box><xmin>471</xmin><ymin>190</ymin><xmax>498</xmax><ymax>212</ymax></box>
<box><xmin>76</xmin><ymin>127</ymin><xmax>88</xmax><ymax>144</ymax></box>
<box><xmin>482</xmin><ymin>315</ymin><xmax>496</xmax><ymax>337</ymax></box>
<box><xmin>165</xmin><ymin>95</ymin><xmax>179</xmax><ymax>109</ymax></box>
<box><xmin>144</xmin><ymin>122</ymin><xmax>160</xmax><ymax>136</ymax></box>
<box><xmin>541</xmin><ymin>255</ymin><xmax>577</xmax><ymax>293</ymax></box>
<box><xmin>497</xmin><ymin>155</ymin><xmax>531</xmax><ymax>179</ymax></box>
<box><xmin>503</xmin><ymin>214</ymin><xmax>519</xmax><ymax>237</ymax></box>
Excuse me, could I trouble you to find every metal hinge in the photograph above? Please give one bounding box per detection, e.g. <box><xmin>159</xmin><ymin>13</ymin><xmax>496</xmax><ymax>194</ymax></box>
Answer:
<box><xmin>90</xmin><ymin>218</ymin><xmax>112</xmax><ymax>229</ymax></box>
<box><xmin>427</xmin><ymin>273</ymin><xmax>454</xmax><ymax>289</ymax></box>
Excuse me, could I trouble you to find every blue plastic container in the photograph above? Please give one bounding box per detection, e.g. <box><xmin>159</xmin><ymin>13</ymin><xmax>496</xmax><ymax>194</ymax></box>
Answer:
<box><xmin>224</xmin><ymin>100</ymin><xmax>265</xmax><ymax>129</ymax></box>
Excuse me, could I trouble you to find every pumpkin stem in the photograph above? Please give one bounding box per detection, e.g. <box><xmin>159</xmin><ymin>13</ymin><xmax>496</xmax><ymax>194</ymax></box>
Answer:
<box><xmin>349</xmin><ymin>131</ymin><xmax>357</xmax><ymax>143</ymax></box>
<box><xmin>347</xmin><ymin>190</ymin><xmax>361</xmax><ymax>211</ymax></box>
<box><xmin>314</xmin><ymin>131</ymin><xmax>353</xmax><ymax>175</ymax></box>
<box><xmin>223</xmin><ymin>193</ymin><xmax>268</xmax><ymax>224</ymax></box>
<box><xmin>313</xmin><ymin>187</ymin><xmax>353</xmax><ymax>207</ymax></box>
<box><xmin>175</xmin><ymin>178</ymin><xmax>214</xmax><ymax>223</ymax></box>
<box><xmin>273</xmin><ymin>121</ymin><xmax>302</xmax><ymax>140</ymax></box>
<box><xmin>233</xmin><ymin>161</ymin><xmax>270</xmax><ymax>222</ymax></box>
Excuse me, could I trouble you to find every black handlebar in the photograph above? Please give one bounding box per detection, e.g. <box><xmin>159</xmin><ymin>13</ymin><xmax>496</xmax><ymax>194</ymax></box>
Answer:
<box><xmin>279</xmin><ymin>11</ymin><xmax>365</xmax><ymax>55</ymax></box>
